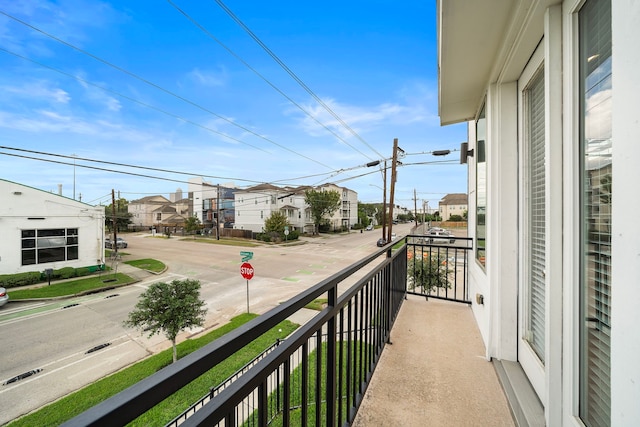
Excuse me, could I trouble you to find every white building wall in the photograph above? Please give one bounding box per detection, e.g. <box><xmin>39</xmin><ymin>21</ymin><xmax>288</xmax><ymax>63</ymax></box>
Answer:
<box><xmin>234</xmin><ymin>190</ymin><xmax>275</xmax><ymax>232</ymax></box>
<box><xmin>611</xmin><ymin>1</ymin><xmax>640</xmax><ymax>423</ymax></box>
<box><xmin>0</xmin><ymin>180</ymin><xmax>104</xmax><ymax>274</ymax></box>
<box><xmin>452</xmin><ymin>2</ymin><xmax>639</xmax><ymax>425</ymax></box>
<box><xmin>188</xmin><ymin>177</ymin><xmax>219</xmax><ymax>224</ymax></box>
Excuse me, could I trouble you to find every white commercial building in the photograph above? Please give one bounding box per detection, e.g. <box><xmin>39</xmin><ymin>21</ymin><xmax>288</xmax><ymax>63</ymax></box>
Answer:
<box><xmin>0</xmin><ymin>179</ymin><xmax>105</xmax><ymax>275</ymax></box>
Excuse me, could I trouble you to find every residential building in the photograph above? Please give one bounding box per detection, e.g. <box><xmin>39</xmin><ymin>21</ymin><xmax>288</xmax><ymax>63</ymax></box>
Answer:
<box><xmin>438</xmin><ymin>193</ymin><xmax>468</xmax><ymax>220</ymax></box>
<box><xmin>318</xmin><ymin>183</ymin><xmax>358</xmax><ymax>231</ymax></box>
<box><xmin>0</xmin><ymin>179</ymin><xmax>104</xmax><ymax>275</ymax></box>
<box><xmin>438</xmin><ymin>1</ymin><xmax>637</xmax><ymax>425</ymax></box>
<box><xmin>233</xmin><ymin>184</ymin><xmax>311</xmax><ymax>233</ymax></box>
<box><xmin>188</xmin><ymin>177</ymin><xmax>236</xmax><ymax>232</ymax></box>
<box><xmin>234</xmin><ymin>183</ymin><xmax>358</xmax><ymax>233</ymax></box>
<box><xmin>128</xmin><ymin>195</ymin><xmax>173</xmax><ymax>228</ymax></box>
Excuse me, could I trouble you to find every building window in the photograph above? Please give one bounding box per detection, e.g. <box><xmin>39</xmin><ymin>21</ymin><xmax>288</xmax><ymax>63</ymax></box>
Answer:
<box><xmin>476</xmin><ymin>103</ymin><xmax>487</xmax><ymax>267</ymax></box>
<box><xmin>524</xmin><ymin>65</ymin><xmax>546</xmax><ymax>362</ymax></box>
<box><xmin>21</xmin><ymin>228</ymin><xmax>79</xmax><ymax>266</ymax></box>
<box><xmin>579</xmin><ymin>1</ymin><xmax>612</xmax><ymax>425</ymax></box>
<box><xmin>260</xmin><ymin>211</ymin><xmax>263</xmax><ymax>219</ymax></box>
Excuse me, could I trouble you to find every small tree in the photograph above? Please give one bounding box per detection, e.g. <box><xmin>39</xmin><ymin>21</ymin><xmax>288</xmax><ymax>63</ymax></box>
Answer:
<box><xmin>305</xmin><ymin>189</ymin><xmax>341</xmax><ymax>234</ymax></box>
<box><xmin>407</xmin><ymin>255</ymin><xmax>451</xmax><ymax>293</ymax></box>
<box><xmin>184</xmin><ymin>215</ymin><xmax>201</xmax><ymax>239</ymax></box>
<box><xmin>123</xmin><ymin>279</ymin><xmax>207</xmax><ymax>363</ymax></box>
<box><xmin>104</xmin><ymin>197</ymin><xmax>133</xmax><ymax>232</ymax></box>
<box><xmin>264</xmin><ymin>211</ymin><xmax>290</xmax><ymax>233</ymax></box>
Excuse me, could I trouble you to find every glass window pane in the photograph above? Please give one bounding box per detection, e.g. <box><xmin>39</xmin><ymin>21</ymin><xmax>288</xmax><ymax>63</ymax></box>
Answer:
<box><xmin>38</xmin><ymin>247</ymin><xmax>66</xmax><ymax>264</ymax></box>
<box><xmin>525</xmin><ymin>67</ymin><xmax>546</xmax><ymax>361</ymax></box>
<box><xmin>67</xmin><ymin>246</ymin><xmax>79</xmax><ymax>260</ymax></box>
<box><xmin>37</xmin><ymin>236</ymin><xmax>66</xmax><ymax>248</ymax></box>
<box><xmin>579</xmin><ymin>1</ymin><xmax>612</xmax><ymax>425</ymax></box>
<box><xmin>476</xmin><ymin>104</ymin><xmax>487</xmax><ymax>267</ymax></box>
<box><xmin>22</xmin><ymin>239</ymin><xmax>36</xmax><ymax>249</ymax></box>
<box><xmin>37</xmin><ymin>229</ymin><xmax>65</xmax><ymax>237</ymax></box>
<box><xmin>22</xmin><ymin>249</ymin><xmax>36</xmax><ymax>265</ymax></box>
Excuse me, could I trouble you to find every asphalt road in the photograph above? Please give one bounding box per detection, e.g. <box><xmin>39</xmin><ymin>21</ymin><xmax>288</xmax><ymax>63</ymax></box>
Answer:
<box><xmin>0</xmin><ymin>224</ymin><xmax>414</xmax><ymax>425</ymax></box>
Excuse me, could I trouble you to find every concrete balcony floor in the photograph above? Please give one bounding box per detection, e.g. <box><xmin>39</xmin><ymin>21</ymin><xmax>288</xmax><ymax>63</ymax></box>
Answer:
<box><xmin>353</xmin><ymin>295</ymin><xmax>514</xmax><ymax>427</ymax></box>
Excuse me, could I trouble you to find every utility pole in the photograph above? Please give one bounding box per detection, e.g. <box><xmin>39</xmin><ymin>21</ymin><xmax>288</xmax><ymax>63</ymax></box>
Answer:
<box><xmin>382</xmin><ymin>160</ymin><xmax>387</xmax><ymax>242</ymax></box>
<box><xmin>216</xmin><ymin>184</ymin><xmax>221</xmax><ymax>240</ymax></box>
<box><xmin>111</xmin><ymin>189</ymin><xmax>118</xmax><ymax>254</ymax></box>
<box><xmin>414</xmin><ymin>189</ymin><xmax>418</xmax><ymax>228</ymax></box>
<box><xmin>387</xmin><ymin>138</ymin><xmax>402</xmax><ymax>243</ymax></box>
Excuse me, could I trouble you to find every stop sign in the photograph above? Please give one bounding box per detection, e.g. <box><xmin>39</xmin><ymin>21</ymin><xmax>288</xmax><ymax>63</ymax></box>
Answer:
<box><xmin>240</xmin><ymin>262</ymin><xmax>254</xmax><ymax>280</ymax></box>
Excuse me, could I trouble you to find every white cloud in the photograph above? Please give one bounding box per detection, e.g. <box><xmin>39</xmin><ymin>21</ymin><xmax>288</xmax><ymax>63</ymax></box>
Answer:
<box><xmin>285</xmin><ymin>80</ymin><xmax>439</xmax><ymax>141</ymax></box>
<box><xmin>2</xmin><ymin>81</ymin><xmax>71</xmax><ymax>104</ymax></box>
<box><xmin>187</xmin><ymin>67</ymin><xmax>227</xmax><ymax>87</ymax></box>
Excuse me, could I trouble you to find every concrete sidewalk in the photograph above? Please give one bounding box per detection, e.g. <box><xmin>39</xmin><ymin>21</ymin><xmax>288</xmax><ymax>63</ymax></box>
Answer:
<box><xmin>353</xmin><ymin>295</ymin><xmax>514</xmax><ymax>426</ymax></box>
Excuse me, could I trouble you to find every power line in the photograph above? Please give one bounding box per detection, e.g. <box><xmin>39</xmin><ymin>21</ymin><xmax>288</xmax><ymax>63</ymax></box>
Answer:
<box><xmin>0</xmin><ymin>47</ymin><xmax>271</xmax><ymax>154</ymax></box>
<box><xmin>169</xmin><ymin>0</ymin><xmax>376</xmax><ymax>162</ymax></box>
<box><xmin>209</xmin><ymin>0</ymin><xmax>385</xmax><ymax>160</ymax></box>
<box><xmin>0</xmin><ymin>10</ymin><xmax>336</xmax><ymax>171</ymax></box>
<box><xmin>0</xmin><ymin>145</ymin><xmax>265</xmax><ymax>184</ymax></box>
<box><xmin>0</xmin><ymin>146</ymin><xmax>386</xmax><ymax>191</ymax></box>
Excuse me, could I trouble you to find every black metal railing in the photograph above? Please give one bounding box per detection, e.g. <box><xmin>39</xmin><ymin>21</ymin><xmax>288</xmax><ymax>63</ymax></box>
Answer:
<box><xmin>406</xmin><ymin>235</ymin><xmax>473</xmax><ymax>304</ymax></box>
<box><xmin>166</xmin><ymin>340</ymin><xmax>282</xmax><ymax>427</ymax></box>
<box><xmin>62</xmin><ymin>242</ymin><xmax>407</xmax><ymax>427</ymax></box>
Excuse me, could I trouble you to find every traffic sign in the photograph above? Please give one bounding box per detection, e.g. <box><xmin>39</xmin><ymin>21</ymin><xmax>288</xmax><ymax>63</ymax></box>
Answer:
<box><xmin>240</xmin><ymin>262</ymin><xmax>254</xmax><ymax>280</ymax></box>
<box><xmin>240</xmin><ymin>251</ymin><xmax>253</xmax><ymax>262</ymax></box>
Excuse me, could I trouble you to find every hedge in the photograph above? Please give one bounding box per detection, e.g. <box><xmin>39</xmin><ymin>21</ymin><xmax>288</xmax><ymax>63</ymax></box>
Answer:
<box><xmin>0</xmin><ymin>265</ymin><xmax>105</xmax><ymax>289</ymax></box>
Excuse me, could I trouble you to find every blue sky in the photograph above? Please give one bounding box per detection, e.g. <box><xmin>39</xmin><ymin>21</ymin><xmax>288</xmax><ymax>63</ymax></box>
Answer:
<box><xmin>0</xmin><ymin>0</ymin><xmax>467</xmax><ymax>210</ymax></box>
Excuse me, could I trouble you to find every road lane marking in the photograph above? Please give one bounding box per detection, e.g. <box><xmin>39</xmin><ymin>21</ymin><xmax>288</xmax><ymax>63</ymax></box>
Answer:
<box><xmin>0</xmin><ymin>338</ymin><xmax>135</xmax><ymax>394</ymax></box>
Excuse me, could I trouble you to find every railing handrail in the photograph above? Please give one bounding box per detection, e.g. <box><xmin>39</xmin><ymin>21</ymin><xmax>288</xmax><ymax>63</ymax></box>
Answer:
<box><xmin>62</xmin><ymin>243</ymin><xmax>398</xmax><ymax>427</ymax></box>
<box><xmin>182</xmin><ymin>245</ymin><xmax>407</xmax><ymax>426</ymax></box>
<box><xmin>164</xmin><ymin>339</ymin><xmax>282</xmax><ymax>427</ymax></box>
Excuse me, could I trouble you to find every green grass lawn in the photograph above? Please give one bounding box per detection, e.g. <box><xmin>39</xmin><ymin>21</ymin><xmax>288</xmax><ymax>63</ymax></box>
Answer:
<box><xmin>124</xmin><ymin>258</ymin><xmax>165</xmax><ymax>273</ymax></box>
<box><xmin>244</xmin><ymin>340</ymin><xmax>370</xmax><ymax>427</ymax></box>
<box><xmin>7</xmin><ymin>273</ymin><xmax>135</xmax><ymax>300</ymax></box>
<box><xmin>304</xmin><ymin>298</ymin><xmax>328</xmax><ymax>311</ymax></box>
<box><xmin>8</xmin><ymin>314</ymin><xmax>299</xmax><ymax>427</ymax></box>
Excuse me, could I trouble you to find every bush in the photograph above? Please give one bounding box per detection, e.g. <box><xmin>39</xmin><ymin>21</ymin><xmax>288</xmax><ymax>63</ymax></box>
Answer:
<box><xmin>75</xmin><ymin>267</ymin><xmax>93</xmax><ymax>277</ymax></box>
<box><xmin>448</xmin><ymin>214</ymin><xmax>464</xmax><ymax>221</ymax></box>
<box><xmin>255</xmin><ymin>230</ymin><xmax>299</xmax><ymax>243</ymax></box>
<box><xmin>407</xmin><ymin>255</ymin><xmax>451</xmax><ymax>293</ymax></box>
<box><xmin>0</xmin><ymin>271</ymin><xmax>41</xmax><ymax>288</ymax></box>
<box><xmin>0</xmin><ymin>265</ymin><xmax>103</xmax><ymax>289</ymax></box>
<box><xmin>55</xmin><ymin>267</ymin><xmax>77</xmax><ymax>280</ymax></box>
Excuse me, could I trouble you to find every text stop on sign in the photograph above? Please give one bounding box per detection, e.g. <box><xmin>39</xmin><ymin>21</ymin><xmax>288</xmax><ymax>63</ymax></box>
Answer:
<box><xmin>240</xmin><ymin>262</ymin><xmax>254</xmax><ymax>280</ymax></box>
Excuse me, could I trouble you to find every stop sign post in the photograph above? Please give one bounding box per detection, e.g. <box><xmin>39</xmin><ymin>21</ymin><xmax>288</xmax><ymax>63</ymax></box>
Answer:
<box><xmin>240</xmin><ymin>262</ymin><xmax>254</xmax><ymax>313</ymax></box>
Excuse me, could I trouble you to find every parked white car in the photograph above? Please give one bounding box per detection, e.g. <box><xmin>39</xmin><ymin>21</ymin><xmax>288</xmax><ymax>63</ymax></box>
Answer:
<box><xmin>0</xmin><ymin>287</ymin><xmax>9</xmax><ymax>307</ymax></box>
<box><xmin>426</xmin><ymin>230</ymin><xmax>455</xmax><ymax>244</ymax></box>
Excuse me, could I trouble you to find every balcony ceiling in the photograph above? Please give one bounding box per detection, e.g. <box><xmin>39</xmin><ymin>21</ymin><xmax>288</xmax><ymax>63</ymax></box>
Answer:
<box><xmin>438</xmin><ymin>1</ymin><xmax>561</xmax><ymax>125</ymax></box>
<box><xmin>437</xmin><ymin>0</ymin><xmax>515</xmax><ymax>125</ymax></box>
